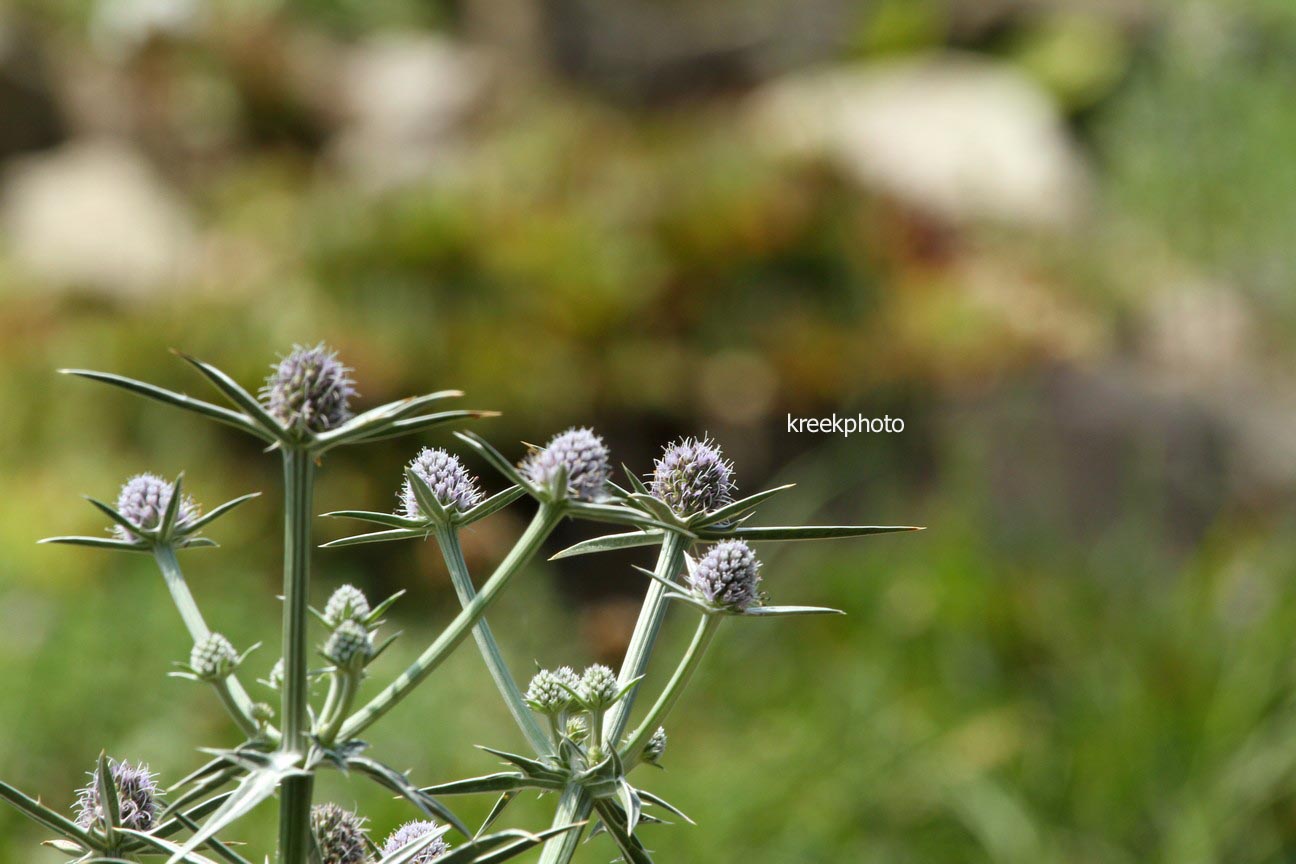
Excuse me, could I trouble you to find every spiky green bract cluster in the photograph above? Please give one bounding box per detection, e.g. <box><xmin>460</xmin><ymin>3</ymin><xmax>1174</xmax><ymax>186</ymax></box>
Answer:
<box><xmin>324</xmin><ymin>620</ymin><xmax>373</xmax><ymax>669</ymax></box>
<box><xmin>324</xmin><ymin>584</ymin><xmax>371</xmax><ymax>628</ymax></box>
<box><xmin>688</xmin><ymin>540</ymin><xmax>763</xmax><ymax>612</ymax></box>
<box><xmin>74</xmin><ymin>759</ymin><xmax>159</xmax><ymax>833</ymax></box>
<box><xmin>382</xmin><ymin>820</ymin><xmax>449</xmax><ymax>863</ymax></box>
<box><xmin>190</xmin><ymin>632</ymin><xmax>237</xmax><ymax>680</ymax></box>
<box><xmin>261</xmin><ymin>343</ymin><xmax>357</xmax><ymax>434</ymax></box>
<box><xmin>643</xmin><ymin>727</ymin><xmax>667</xmax><ymax>764</ymax></box>
<box><xmin>577</xmin><ymin>664</ymin><xmax>619</xmax><ymax>709</ymax></box>
<box><xmin>402</xmin><ymin>448</ymin><xmax>484</xmax><ymax>518</ymax></box>
<box><xmin>651</xmin><ymin>437</ymin><xmax>735</xmax><ymax>517</ymax></box>
<box><xmin>525</xmin><ymin>666</ymin><xmax>580</xmax><ymax>715</ymax></box>
<box><xmin>521</xmin><ymin>427</ymin><xmax>611</xmax><ymax>502</ymax></box>
<box><xmin>113</xmin><ymin>473</ymin><xmax>198</xmax><ymax>540</ymax></box>
<box><xmin>311</xmin><ymin>803</ymin><xmax>369</xmax><ymax>864</ymax></box>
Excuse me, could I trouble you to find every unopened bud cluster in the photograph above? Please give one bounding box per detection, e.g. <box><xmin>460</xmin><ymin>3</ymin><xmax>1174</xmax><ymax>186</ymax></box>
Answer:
<box><xmin>324</xmin><ymin>584</ymin><xmax>371</xmax><ymax>627</ymax></box>
<box><xmin>190</xmin><ymin>632</ymin><xmax>238</xmax><ymax>680</ymax></box>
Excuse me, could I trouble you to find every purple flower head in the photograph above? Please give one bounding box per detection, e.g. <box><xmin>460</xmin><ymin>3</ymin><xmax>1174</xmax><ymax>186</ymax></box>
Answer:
<box><xmin>651</xmin><ymin>437</ymin><xmax>735</xmax><ymax>517</ymax></box>
<box><xmin>521</xmin><ymin>427</ymin><xmax>611</xmax><ymax>502</ymax></box>
<box><xmin>261</xmin><ymin>344</ymin><xmax>357</xmax><ymax>433</ymax></box>
<box><xmin>75</xmin><ymin>759</ymin><xmax>159</xmax><ymax>833</ymax></box>
<box><xmin>382</xmin><ymin>820</ymin><xmax>450</xmax><ymax>863</ymax></box>
<box><xmin>687</xmin><ymin>540</ymin><xmax>763</xmax><ymax>612</ymax></box>
<box><xmin>311</xmin><ymin>803</ymin><xmax>369</xmax><ymax>864</ymax></box>
<box><xmin>401</xmin><ymin>448</ymin><xmax>484</xmax><ymax>518</ymax></box>
<box><xmin>114</xmin><ymin>473</ymin><xmax>198</xmax><ymax>540</ymax></box>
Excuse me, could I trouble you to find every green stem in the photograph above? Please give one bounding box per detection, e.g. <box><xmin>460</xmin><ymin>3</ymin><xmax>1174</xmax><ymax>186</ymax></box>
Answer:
<box><xmin>619</xmin><ymin>614</ymin><xmax>720</xmax><ymax>768</ymax></box>
<box><xmin>337</xmin><ymin>504</ymin><xmax>561</xmax><ymax>741</ymax></box>
<box><xmin>317</xmin><ymin>671</ymin><xmax>360</xmax><ymax>745</ymax></box>
<box><xmin>277</xmin><ymin>448</ymin><xmax>315</xmax><ymax>864</ymax></box>
<box><xmin>536</xmin><ymin>531</ymin><xmax>689</xmax><ymax>864</ymax></box>
<box><xmin>152</xmin><ymin>545</ymin><xmax>265</xmax><ymax>740</ymax></box>
<box><xmin>435</xmin><ymin>526</ymin><xmax>552</xmax><ymax>755</ymax></box>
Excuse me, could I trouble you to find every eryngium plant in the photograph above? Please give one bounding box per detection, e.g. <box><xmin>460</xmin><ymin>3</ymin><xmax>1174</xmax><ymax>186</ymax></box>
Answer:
<box><xmin>0</xmin><ymin>345</ymin><xmax>920</xmax><ymax>864</ymax></box>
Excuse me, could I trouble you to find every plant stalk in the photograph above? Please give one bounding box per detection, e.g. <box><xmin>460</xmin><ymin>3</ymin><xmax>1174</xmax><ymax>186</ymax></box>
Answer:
<box><xmin>619</xmin><ymin>613</ymin><xmax>720</xmax><ymax>768</ymax></box>
<box><xmin>337</xmin><ymin>504</ymin><xmax>561</xmax><ymax>741</ymax></box>
<box><xmin>435</xmin><ymin>526</ymin><xmax>552</xmax><ymax>755</ymax></box>
<box><xmin>152</xmin><ymin>545</ymin><xmax>265</xmax><ymax>740</ymax></box>
<box><xmin>277</xmin><ymin>448</ymin><xmax>315</xmax><ymax>864</ymax></box>
<box><xmin>536</xmin><ymin>531</ymin><xmax>689</xmax><ymax>864</ymax></box>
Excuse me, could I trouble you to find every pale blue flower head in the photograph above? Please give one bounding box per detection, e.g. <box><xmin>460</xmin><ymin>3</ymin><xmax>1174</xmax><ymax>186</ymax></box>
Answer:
<box><xmin>522</xmin><ymin>427</ymin><xmax>611</xmax><ymax>501</ymax></box>
<box><xmin>262</xmin><ymin>344</ymin><xmax>356</xmax><ymax>433</ymax></box>
<box><xmin>688</xmin><ymin>540</ymin><xmax>763</xmax><ymax>612</ymax></box>
<box><xmin>114</xmin><ymin>473</ymin><xmax>197</xmax><ymax>540</ymax></box>
<box><xmin>382</xmin><ymin>820</ymin><xmax>449</xmax><ymax>863</ymax></box>
<box><xmin>651</xmin><ymin>437</ymin><xmax>735</xmax><ymax>517</ymax></box>
<box><xmin>75</xmin><ymin>759</ymin><xmax>159</xmax><ymax>833</ymax></box>
<box><xmin>402</xmin><ymin>448</ymin><xmax>484</xmax><ymax>518</ymax></box>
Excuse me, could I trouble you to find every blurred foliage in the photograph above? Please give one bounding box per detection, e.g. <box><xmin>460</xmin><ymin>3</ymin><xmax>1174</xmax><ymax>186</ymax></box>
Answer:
<box><xmin>3</xmin><ymin>0</ymin><xmax>1296</xmax><ymax>862</ymax></box>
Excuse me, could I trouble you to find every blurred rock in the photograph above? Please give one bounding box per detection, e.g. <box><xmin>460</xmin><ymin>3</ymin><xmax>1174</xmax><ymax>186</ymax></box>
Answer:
<box><xmin>751</xmin><ymin>54</ymin><xmax>1088</xmax><ymax>227</ymax></box>
<box><xmin>0</xmin><ymin>14</ymin><xmax>67</xmax><ymax>162</ymax></box>
<box><xmin>1</xmin><ymin>140</ymin><xmax>196</xmax><ymax>296</ymax></box>
<box><xmin>89</xmin><ymin>0</ymin><xmax>204</xmax><ymax>59</ymax></box>
<box><xmin>330</xmin><ymin>34</ymin><xmax>489</xmax><ymax>189</ymax></box>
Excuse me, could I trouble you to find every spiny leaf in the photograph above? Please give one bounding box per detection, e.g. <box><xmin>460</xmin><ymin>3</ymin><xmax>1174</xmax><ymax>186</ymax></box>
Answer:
<box><xmin>58</xmin><ymin>369</ymin><xmax>270</xmax><ymax>441</ymax></box>
<box><xmin>697</xmin><ymin>524</ymin><xmax>923</xmax><ymax>542</ymax></box>
<box><xmin>550</xmin><ymin>531</ymin><xmax>664</xmax><ymax>560</ymax></box>
<box><xmin>689</xmin><ymin>484</ymin><xmax>796</xmax><ymax>528</ymax></box>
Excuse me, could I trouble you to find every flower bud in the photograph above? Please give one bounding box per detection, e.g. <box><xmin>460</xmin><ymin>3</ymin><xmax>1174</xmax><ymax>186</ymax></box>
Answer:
<box><xmin>521</xmin><ymin>427</ymin><xmax>611</xmax><ymax>502</ymax></box>
<box><xmin>643</xmin><ymin>727</ymin><xmax>667</xmax><ymax>764</ymax></box>
<box><xmin>651</xmin><ymin>437</ymin><xmax>735</xmax><ymax>517</ymax></box>
<box><xmin>565</xmin><ymin>714</ymin><xmax>590</xmax><ymax>745</ymax></box>
<box><xmin>324</xmin><ymin>584</ymin><xmax>371</xmax><ymax>628</ymax></box>
<box><xmin>190</xmin><ymin>632</ymin><xmax>238</xmax><ymax>681</ymax></box>
<box><xmin>114</xmin><ymin>473</ymin><xmax>198</xmax><ymax>540</ymax></box>
<box><xmin>524</xmin><ymin>666</ymin><xmax>579</xmax><ymax>715</ymax></box>
<box><xmin>382</xmin><ymin>819</ymin><xmax>450</xmax><ymax>863</ymax></box>
<box><xmin>311</xmin><ymin>803</ymin><xmax>369</xmax><ymax>864</ymax></box>
<box><xmin>688</xmin><ymin>540</ymin><xmax>763</xmax><ymax>612</ymax></box>
<box><xmin>578</xmin><ymin>664</ymin><xmax>619</xmax><ymax>709</ymax></box>
<box><xmin>252</xmin><ymin>702</ymin><xmax>275</xmax><ymax>725</ymax></box>
<box><xmin>402</xmin><ymin>448</ymin><xmax>484</xmax><ymax>518</ymax></box>
<box><xmin>75</xmin><ymin>759</ymin><xmax>159</xmax><ymax>833</ymax></box>
<box><xmin>261</xmin><ymin>344</ymin><xmax>356</xmax><ymax>434</ymax></box>
<box><xmin>323</xmin><ymin>620</ymin><xmax>373</xmax><ymax>669</ymax></box>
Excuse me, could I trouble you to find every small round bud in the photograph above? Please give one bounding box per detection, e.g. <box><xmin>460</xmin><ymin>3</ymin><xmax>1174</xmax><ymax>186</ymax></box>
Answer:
<box><xmin>688</xmin><ymin>540</ymin><xmax>763</xmax><ymax>612</ymax></box>
<box><xmin>643</xmin><ymin>727</ymin><xmax>667</xmax><ymax>764</ymax></box>
<box><xmin>261</xmin><ymin>344</ymin><xmax>357</xmax><ymax>434</ymax></box>
<box><xmin>521</xmin><ymin>427</ymin><xmax>611</xmax><ymax>502</ymax></box>
<box><xmin>113</xmin><ymin>473</ymin><xmax>198</xmax><ymax>540</ymax></box>
<box><xmin>323</xmin><ymin>621</ymin><xmax>373</xmax><ymax>669</ymax></box>
<box><xmin>252</xmin><ymin>702</ymin><xmax>275</xmax><ymax>724</ymax></box>
<box><xmin>525</xmin><ymin>666</ymin><xmax>579</xmax><ymax>715</ymax></box>
<box><xmin>565</xmin><ymin>714</ymin><xmax>590</xmax><ymax>745</ymax></box>
<box><xmin>190</xmin><ymin>632</ymin><xmax>238</xmax><ymax>680</ymax></box>
<box><xmin>382</xmin><ymin>819</ymin><xmax>450</xmax><ymax>863</ymax></box>
<box><xmin>311</xmin><ymin>804</ymin><xmax>369</xmax><ymax>864</ymax></box>
<box><xmin>401</xmin><ymin>448</ymin><xmax>484</xmax><ymax>518</ymax></box>
<box><xmin>578</xmin><ymin>664</ymin><xmax>619</xmax><ymax>708</ymax></box>
<box><xmin>75</xmin><ymin>759</ymin><xmax>159</xmax><ymax>833</ymax></box>
<box><xmin>651</xmin><ymin>437</ymin><xmax>735</xmax><ymax>517</ymax></box>
<box><xmin>324</xmin><ymin>584</ymin><xmax>371</xmax><ymax>628</ymax></box>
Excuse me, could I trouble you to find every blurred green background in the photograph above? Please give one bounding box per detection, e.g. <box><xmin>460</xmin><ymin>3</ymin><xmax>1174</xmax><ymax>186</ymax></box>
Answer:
<box><xmin>4</xmin><ymin>0</ymin><xmax>1296</xmax><ymax>861</ymax></box>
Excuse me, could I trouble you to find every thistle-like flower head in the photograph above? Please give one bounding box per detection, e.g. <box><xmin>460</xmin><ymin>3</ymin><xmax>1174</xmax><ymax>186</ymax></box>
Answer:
<box><xmin>521</xmin><ymin>427</ymin><xmax>611</xmax><ymax>502</ymax></box>
<box><xmin>323</xmin><ymin>620</ymin><xmax>373</xmax><ymax>669</ymax></box>
<box><xmin>114</xmin><ymin>473</ymin><xmax>197</xmax><ymax>540</ymax></box>
<box><xmin>524</xmin><ymin>666</ymin><xmax>579</xmax><ymax>715</ymax></box>
<box><xmin>74</xmin><ymin>759</ymin><xmax>159</xmax><ymax>833</ymax></box>
<box><xmin>643</xmin><ymin>727</ymin><xmax>667</xmax><ymax>764</ymax></box>
<box><xmin>651</xmin><ymin>437</ymin><xmax>735</xmax><ymax>517</ymax></box>
<box><xmin>382</xmin><ymin>820</ymin><xmax>450</xmax><ymax>863</ymax></box>
<box><xmin>402</xmin><ymin>448</ymin><xmax>484</xmax><ymax>518</ymax></box>
<box><xmin>324</xmin><ymin>584</ymin><xmax>371</xmax><ymax>628</ymax></box>
<box><xmin>578</xmin><ymin>664</ymin><xmax>619</xmax><ymax>708</ymax></box>
<box><xmin>311</xmin><ymin>804</ymin><xmax>369</xmax><ymax>864</ymax></box>
<box><xmin>565</xmin><ymin>714</ymin><xmax>590</xmax><ymax>744</ymax></box>
<box><xmin>261</xmin><ymin>344</ymin><xmax>357</xmax><ymax>434</ymax></box>
<box><xmin>190</xmin><ymin>632</ymin><xmax>237</xmax><ymax>680</ymax></box>
<box><xmin>688</xmin><ymin>540</ymin><xmax>763</xmax><ymax>612</ymax></box>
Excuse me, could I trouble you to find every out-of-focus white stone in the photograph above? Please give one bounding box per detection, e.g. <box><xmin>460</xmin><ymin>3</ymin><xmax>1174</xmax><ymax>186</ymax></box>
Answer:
<box><xmin>1</xmin><ymin>140</ymin><xmax>196</xmax><ymax>296</ymax></box>
<box><xmin>332</xmin><ymin>34</ymin><xmax>489</xmax><ymax>189</ymax></box>
<box><xmin>750</xmin><ymin>54</ymin><xmax>1088</xmax><ymax>227</ymax></box>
